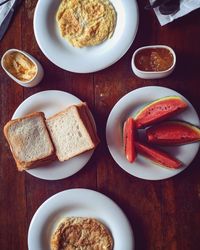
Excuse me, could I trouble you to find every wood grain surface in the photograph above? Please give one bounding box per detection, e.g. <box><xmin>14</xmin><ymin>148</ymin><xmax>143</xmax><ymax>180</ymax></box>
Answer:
<box><xmin>0</xmin><ymin>0</ymin><xmax>200</xmax><ymax>250</ymax></box>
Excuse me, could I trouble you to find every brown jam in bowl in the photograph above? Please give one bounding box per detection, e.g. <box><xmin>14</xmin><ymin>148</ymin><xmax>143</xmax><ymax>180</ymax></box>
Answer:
<box><xmin>135</xmin><ymin>48</ymin><xmax>174</xmax><ymax>72</ymax></box>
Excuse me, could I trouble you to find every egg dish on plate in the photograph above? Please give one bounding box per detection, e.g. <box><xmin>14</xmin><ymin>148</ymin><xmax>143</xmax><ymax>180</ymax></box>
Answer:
<box><xmin>56</xmin><ymin>0</ymin><xmax>117</xmax><ymax>48</ymax></box>
<box><xmin>51</xmin><ymin>217</ymin><xmax>113</xmax><ymax>249</ymax></box>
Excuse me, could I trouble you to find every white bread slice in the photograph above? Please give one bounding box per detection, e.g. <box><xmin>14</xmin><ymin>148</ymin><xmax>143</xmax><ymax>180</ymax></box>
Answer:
<box><xmin>3</xmin><ymin>112</ymin><xmax>55</xmax><ymax>171</ymax></box>
<box><xmin>46</xmin><ymin>103</ymin><xmax>100</xmax><ymax>161</ymax></box>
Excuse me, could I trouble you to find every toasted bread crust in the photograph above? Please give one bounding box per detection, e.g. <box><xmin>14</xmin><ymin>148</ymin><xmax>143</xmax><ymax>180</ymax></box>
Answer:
<box><xmin>77</xmin><ymin>102</ymin><xmax>100</xmax><ymax>147</ymax></box>
<box><xmin>4</xmin><ymin>112</ymin><xmax>55</xmax><ymax>171</ymax></box>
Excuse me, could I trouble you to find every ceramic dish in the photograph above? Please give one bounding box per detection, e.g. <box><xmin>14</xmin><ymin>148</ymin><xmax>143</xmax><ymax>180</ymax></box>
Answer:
<box><xmin>33</xmin><ymin>0</ymin><xmax>139</xmax><ymax>73</ymax></box>
<box><xmin>12</xmin><ymin>90</ymin><xmax>96</xmax><ymax>180</ymax></box>
<box><xmin>28</xmin><ymin>189</ymin><xmax>134</xmax><ymax>250</ymax></box>
<box><xmin>1</xmin><ymin>48</ymin><xmax>44</xmax><ymax>87</ymax></box>
<box><xmin>131</xmin><ymin>45</ymin><xmax>176</xmax><ymax>79</ymax></box>
<box><xmin>106</xmin><ymin>86</ymin><xmax>200</xmax><ymax>180</ymax></box>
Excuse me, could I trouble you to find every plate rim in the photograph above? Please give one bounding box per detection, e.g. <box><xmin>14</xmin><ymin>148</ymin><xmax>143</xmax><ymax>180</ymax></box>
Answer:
<box><xmin>33</xmin><ymin>0</ymin><xmax>139</xmax><ymax>73</ymax></box>
<box><xmin>12</xmin><ymin>90</ymin><xmax>95</xmax><ymax>180</ymax></box>
<box><xmin>28</xmin><ymin>188</ymin><xmax>134</xmax><ymax>250</ymax></box>
<box><xmin>106</xmin><ymin>86</ymin><xmax>200</xmax><ymax>181</ymax></box>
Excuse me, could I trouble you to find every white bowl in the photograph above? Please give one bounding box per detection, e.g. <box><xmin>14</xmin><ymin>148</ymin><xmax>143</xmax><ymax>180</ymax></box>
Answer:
<box><xmin>131</xmin><ymin>45</ymin><xmax>176</xmax><ymax>79</ymax></box>
<box><xmin>1</xmin><ymin>49</ymin><xmax>44</xmax><ymax>87</ymax></box>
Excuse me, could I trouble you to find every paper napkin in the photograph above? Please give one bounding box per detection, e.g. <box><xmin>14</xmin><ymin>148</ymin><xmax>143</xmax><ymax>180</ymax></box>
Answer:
<box><xmin>150</xmin><ymin>0</ymin><xmax>200</xmax><ymax>26</ymax></box>
<box><xmin>0</xmin><ymin>0</ymin><xmax>15</xmax><ymax>26</ymax></box>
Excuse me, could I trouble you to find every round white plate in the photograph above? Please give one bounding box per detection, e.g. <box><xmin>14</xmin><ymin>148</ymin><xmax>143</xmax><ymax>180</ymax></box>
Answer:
<box><xmin>33</xmin><ymin>0</ymin><xmax>139</xmax><ymax>73</ymax></box>
<box><xmin>12</xmin><ymin>90</ymin><xmax>95</xmax><ymax>180</ymax></box>
<box><xmin>28</xmin><ymin>189</ymin><xmax>134</xmax><ymax>250</ymax></box>
<box><xmin>106</xmin><ymin>86</ymin><xmax>200</xmax><ymax>180</ymax></box>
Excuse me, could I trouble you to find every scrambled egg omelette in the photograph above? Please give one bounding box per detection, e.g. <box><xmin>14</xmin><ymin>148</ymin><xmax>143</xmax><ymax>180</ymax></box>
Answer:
<box><xmin>56</xmin><ymin>0</ymin><xmax>117</xmax><ymax>48</ymax></box>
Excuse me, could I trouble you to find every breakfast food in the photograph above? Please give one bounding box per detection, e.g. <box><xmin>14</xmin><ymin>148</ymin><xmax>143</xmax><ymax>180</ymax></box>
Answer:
<box><xmin>135</xmin><ymin>96</ymin><xmax>188</xmax><ymax>128</ymax></box>
<box><xmin>134</xmin><ymin>47</ymin><xmax>174</xmax><ymax>72</ymax></box>
<box><xmin>56</xmin><ymin>0</ymin><xmax>117</xmax><ymax>48</ymax></box>
<box><xmin>46</xmin><ymin>103</ymin><xmax>99</xmax><ymax>161</ymax></box>
<box><xmin>3</xmin><ymin>51</ymin><xmax>37</xmax><ymax>82</ymax></box>
<box><xmin>51</xmin><ymin>217</ymin><xmax>113</xmax><ymax>250</ymax></box>
<box><xmin>3</xmin><ymin>103</ymin><xmax>99</xmax><ymax>171</ymax></box>
<box><xmin>135</xmin><ymin>141</ymin><xmax>182</xmax><ymax>169</ymax></box>
<box><xmin>147</xmin><ymin>121</ymin><xmax>200</xmax><ymax>145</ymax></box>
<box><xmin>122</xmin><ymin>96</ymin><xmax>196</xmax><ymax>168</ymax></box>
<box><xmin>123</xmin><ymin>117</ymin><xmax>136</xmax><ymax>163</ymax></box>
<box><xmin>3</xmin><ymin>112</ymin><xmax>55</xmax><ymax>171</ymax></box>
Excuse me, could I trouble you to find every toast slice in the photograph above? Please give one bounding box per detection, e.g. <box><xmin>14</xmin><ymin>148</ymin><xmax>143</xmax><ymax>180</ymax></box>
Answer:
<box><xmin>46</xmin><ymin>103</ymin><xmax>100</xmax><ymax>161</ymax></box>
<box><xmin>4</xmin><ymin>112</ymin><xmax>55</xmax><ymax>171</ymax></box>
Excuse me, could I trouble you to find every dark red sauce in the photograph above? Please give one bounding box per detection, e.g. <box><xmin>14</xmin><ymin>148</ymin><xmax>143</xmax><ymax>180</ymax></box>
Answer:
<box><xmin>135</xmin><ymin>48</ymin><xmax>174</xmax><ymax>72</ymax></box>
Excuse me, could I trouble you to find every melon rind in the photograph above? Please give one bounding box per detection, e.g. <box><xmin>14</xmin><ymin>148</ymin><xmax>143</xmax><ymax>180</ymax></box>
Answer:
<box><xmin>134</xmin><ymin>96</ymin><xmax>187</xmax><ymax>128</ymax></box>
<box><xmin>147</xmin><ymin>121</ymin><xmax>200</xmax><ymax>145</ymax></box>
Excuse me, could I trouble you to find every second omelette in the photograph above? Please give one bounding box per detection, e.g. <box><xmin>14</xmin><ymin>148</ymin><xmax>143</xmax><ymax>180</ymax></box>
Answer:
<box><xmin>56</xmin><ymin>0</ymin><xmax>117</xmax><ymax>48</ymax></box>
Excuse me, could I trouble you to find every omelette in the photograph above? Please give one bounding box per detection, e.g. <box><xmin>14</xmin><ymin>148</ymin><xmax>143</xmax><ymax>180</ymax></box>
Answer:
<box><xmin>56</xmin><ymin>0</ymin><xmax>117</xmax><ymax>48</ymax></box>
<box><xmin>50</xmin><ymin>217</ymin><xmax>113</xmax><ymax>250</ymax></box>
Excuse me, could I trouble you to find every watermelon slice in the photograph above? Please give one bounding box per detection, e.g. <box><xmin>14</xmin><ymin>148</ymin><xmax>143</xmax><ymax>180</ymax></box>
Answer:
<box><xmin>123</xmin><ymin>117</ymin><xmax>136</xmax><ymax>163</ymax></box>
<box><xmin>135</xmin><ymin>141</ymin><xmax>182</xmax><ymax>169</ymax></box>
<box><xmin>147</xmin><ymin>121</ymin><xmax>200</xmax><ymax>145</ymax></box>
<box><xmin>135</xmin><ymin>96</ymin><xmax>188</xmax><ymax>129</ymax></box>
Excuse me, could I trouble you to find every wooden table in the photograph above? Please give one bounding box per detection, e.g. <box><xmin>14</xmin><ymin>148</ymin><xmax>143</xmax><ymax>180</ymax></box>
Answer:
<box><xmin>1</xmin><ymin>1</ymin><xmax>200</xmax><ymax>249</ymax></box>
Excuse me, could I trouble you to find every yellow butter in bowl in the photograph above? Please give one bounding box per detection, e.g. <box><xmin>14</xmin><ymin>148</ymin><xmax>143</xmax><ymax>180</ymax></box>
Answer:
<box><xmin>3</xmin><ymin>52</ymin><xmax>37</xmax><ymax>82</ymax></box>
<box><xmin>1</xmin><ymin>49</ymin><xmax>44</xmax><ymax>87</ymax></box>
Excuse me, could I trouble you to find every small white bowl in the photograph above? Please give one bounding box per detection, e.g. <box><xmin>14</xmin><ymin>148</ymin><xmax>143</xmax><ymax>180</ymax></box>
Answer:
<box><xmin>131</xmin><ymin>45</ymin><xmax>176</xmax><ymax>79</ymax></box>
<box><xmin>1</xmin><ymin>49</ymin><xmax>44</xmax><ymax>87</ymax></box>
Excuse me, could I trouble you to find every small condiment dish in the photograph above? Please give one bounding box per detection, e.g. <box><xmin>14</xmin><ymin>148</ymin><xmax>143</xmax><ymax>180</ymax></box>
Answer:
<box><xmin>1</xmin><ymin>49</ymin><xmax>44</xmax><ymax>87</ymax></box>
<box><xmin>131</xmin><ymin>45</ymin><xmax>176</xmax><ymax>79</ymax></box>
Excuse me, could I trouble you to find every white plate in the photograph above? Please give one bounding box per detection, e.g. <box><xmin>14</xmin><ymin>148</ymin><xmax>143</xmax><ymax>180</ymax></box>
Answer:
<box><xmin>33</xmin><ymin>0</ymin><xmax>139</xmax><ymax>73</ymax></box>
<box><xmin>12</xmin><ymin>90</ymin><xmax>96</xmax><ymax>180</ymax></box>
<box><xmin>106</xmin><ymin>86</ymin><xmax>200</xmax><ymax>180</ymax></box>
<box><xmin>28</xmin><ymin>189</ymin><xmax>134</xmax><ymax>250</ymax></box>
